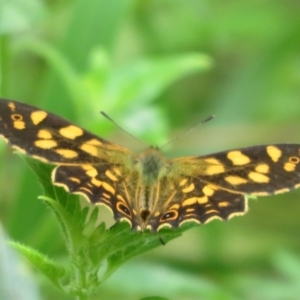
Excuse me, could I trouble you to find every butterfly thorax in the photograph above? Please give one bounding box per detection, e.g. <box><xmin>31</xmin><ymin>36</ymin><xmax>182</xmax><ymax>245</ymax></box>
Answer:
<box><xmin>132</xmin><ymin>147</ymin><xmax>171</xmax><ymax>230</ymax></box>
<box><xmin>137</xmin><ymin>147</ymin><xmax>169</xmax><ymax>184</ymax></box>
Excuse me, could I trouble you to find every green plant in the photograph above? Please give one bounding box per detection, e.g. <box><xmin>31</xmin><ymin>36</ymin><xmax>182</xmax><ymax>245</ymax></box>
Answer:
<box><xmin>1</xmin><ymin>44</ymin><xmax>211</xmax><ymax>299</ymax></box>
<box><xmin>8</xmin><ymin>155</ymin><xmax>196</xmax><ymax>299</ymax></box>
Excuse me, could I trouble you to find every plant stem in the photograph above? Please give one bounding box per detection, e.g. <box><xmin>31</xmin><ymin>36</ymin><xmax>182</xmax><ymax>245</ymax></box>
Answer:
<box><xmin>72</xmin><ymin>252</ymin><xmax>89</xmax><ymax>299</ymax></box>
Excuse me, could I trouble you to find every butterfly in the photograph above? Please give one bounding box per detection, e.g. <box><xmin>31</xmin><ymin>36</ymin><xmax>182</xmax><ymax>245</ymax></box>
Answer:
<box><xmin>0</xmin><ymin>98</ymin><xmax>300</xmax><ymax>232</ymax></box>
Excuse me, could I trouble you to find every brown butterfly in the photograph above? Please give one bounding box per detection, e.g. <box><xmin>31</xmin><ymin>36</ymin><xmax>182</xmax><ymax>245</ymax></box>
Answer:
<box><xmin>1</xmin><ymin>98</ymin><xmax>300</xmax><ymax>232</ymax></box>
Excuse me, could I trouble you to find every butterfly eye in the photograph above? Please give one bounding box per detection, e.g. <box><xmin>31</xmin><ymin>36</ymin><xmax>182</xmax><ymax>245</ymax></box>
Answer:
<box><xmin>160</xmin><ymin>210</ymin><xmax>178</xmax><ymax>221</ymax></box>
<box><xmin>116</xmin><ymin>202</ymin><xmax>131</xmax><ymax>217</ymax></box>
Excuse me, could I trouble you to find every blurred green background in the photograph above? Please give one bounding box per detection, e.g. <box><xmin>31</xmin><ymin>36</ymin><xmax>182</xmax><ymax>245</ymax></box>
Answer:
<box><xmin>1</xmin><ymin>0</ymin><xmax>300</xmax><ymax>299</ymax></box>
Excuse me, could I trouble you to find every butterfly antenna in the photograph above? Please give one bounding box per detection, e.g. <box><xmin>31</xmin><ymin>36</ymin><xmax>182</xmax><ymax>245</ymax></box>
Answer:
<box><xmin>100</xmin><ymin>111</ymin><xmax>146</xmax><ymax>146</ymax></box>
<box><xmin>160</xmin><ymin>114</ymin><xmax>215</xmax><ymax>149</ymax></box>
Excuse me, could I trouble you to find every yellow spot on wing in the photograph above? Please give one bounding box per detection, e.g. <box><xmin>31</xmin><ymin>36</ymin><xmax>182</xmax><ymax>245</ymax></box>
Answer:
<box><xmin>105</xmin><ymin>170</ymin><xmax>118</xmax><ymax>181</ymax></box>
<box><xmin>227</xmin><ymin>151</ymin><xmax>250</xmax><ymax>165</ymax></box>
<box><xmin>255</xmin><ymin>164</ymin><xmax>270</xmax><ymax>173</ymax></box>
<box><xmin>102</xmin><ymin>192</ymin><xmax>111</xmax><ymax>198</ymax></box>
<box><xmin>266</xmin><ymin>145</ymin><xmax>282</xmax><ymax>162</ymax></box>
<box><xmin>85</xmin><ymin>167</ymin><xmax>98</xmax><ymax>177</ymax></box>
<box><xmin>205</xmin><ymin>209</ymin><xmax>219</xmax><ymax>214</ymax></box>
<box><xmin>179</xmin><ymin>178</ymin><xmax>188</xmax><ymax>186</ymax></box>
<box><xmin>59</xmin><ymin>125</ymin><xmax>83</xmax><ymax>139</ymax></box>
<box><xmin>102</xmin><ymin>182</ymin><xmax>115</xmax><ymax>194</ymax></box>
<box><xmin>69</xmin><ymin>177</ymin><xmax>81</xmax><ymax>184</ymax></box>
<box><xmin>80</xmin><ymin>143</ymin><xmax>99</xmax><ymax>157</ymax></box>
<box><xmin>78</xmin><ymin>187</ymin><xmax>93</xmax><ymax>194</ymax></box>
<box><xmin>205</xmin><ymin>158</ymin><xmax>222</xmax><ymax>165</ymax></box>
<box><xmin>55</xmin><ymin>149</ymin><xmax>78</xmax><ymax>158</ymax></box>
<box><xmin>182</xmin><ymin>196</ymin><xmax>208</xmax><ymax>206</ymax></box>
<box><xmin>82</xmin><ymin>165</ymin><xmax>93</xmax><ymax>170</ymax></box>
<box><xmin>204</xmin><ymin>158</ymin><xmax>225</xmax><ymax>174</ymax></box>
<box><xmin>169</xmin><ymin>204</ymin><xmax>180</xmax><ymax>210</ymax></box>
<box><xmin>31</xmin><ymin>111</ymin><xmax>47</xmax><ymax>125</ymax></box>
<box><xmin>35</xmin><ymin>140</ymin><xmax>57</xmax><ymax>149</ymax></box>
<box><xmin>101</xmin><ymin>197</ymin><xmax>111</xmax><ymax>204</ymax></box>
<box><xmin>284</xmin><ymin>162</ymin><xmax>296</xmax><ymax>172</ymax></box>
<box><xmin>197</xmin><ymin>196</ymin><xmax>209</xmax><ymax>204</ymax></box>
<box><xmin>37</xmin><ymin>130</ymin><xmax>52</xmax><ymax>139</ymax></box>
<box><xmin>202</xmin><ymin>185</ymin><xmax>214</xmax><ymax>196</ymax></box>
<box><xmin>218</xmin><ymin>201</ymin><xmax>229</xmax><ymax>207</ymax></box>
<box><xmin>248</xmin><ymin>171</ymin><xmax>269</xmax><ymax>183</ymax></box>
<box><xmin>8</xmin><ymin>102</ymin><xmax>16</xmax><ymax>111</ymax></box>
<box><xmin>86</xmin><ymin>138</ymin><xmax>102</xmax><ymax>146</ymax></box>
<box><xmin>225</xmin><ymin>175</ymin><xmax>248</xmax><ymax>185</ymax></box>
<box><xmin>182</xmin><ymin>197</ymin><xmax>196</xmax><ymax>206</ymax></box>
<box><xmin>117</xmin><ymin>194</ymin><xmax>126</xmax><ymax>203</ymax></box>
<box><xmin>91</xmin><ymin>178</ymin><xmax>102</xmax><ymax>186</ymax></box>
<box><xmin>14</xmin><ymin>121</ymin><xmax>25</xmax><ymax>130</ymax></box>
<box><xmin>205</xmin><ymin>165</ymin><xmax>225</xmax><ymax>175</ymax></box>
<box><xmin>182</xmin><ymin>183</ymin><xmax>195</xmax><ymax>193</ymax></box>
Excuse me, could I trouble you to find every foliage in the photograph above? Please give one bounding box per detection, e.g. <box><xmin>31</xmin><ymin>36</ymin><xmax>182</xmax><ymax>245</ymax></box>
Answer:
<box><xmin>8</xmin><ymin>155</ymin><xmax>195</xmax><ymax>299</ymax></box>
<box><xmin>1</xmin><ymin>0</ymin><xmax>300</xmax><ymax>299</ymax></box>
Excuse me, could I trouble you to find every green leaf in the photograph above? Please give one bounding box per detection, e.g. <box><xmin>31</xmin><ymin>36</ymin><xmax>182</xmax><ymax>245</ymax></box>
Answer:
<box><xmin>100</xmin><ymin>53</ymin><xmax>212</xmax><ymax>111</ymax></box>
<box><xmin>19</xmin><ymin>156</ymin><xmax>198</xmax><ymax>296</ymax></box>
<box><xmin>9</xmin><ymin>240</ymin><xmax>65</xmax><ymax>290</ymax></box>
<box><xmin>0</xmin><ymin>225</ymin><xmax>40</xmax><ymax>300</ymax></box>
<box><xmin>84</xmin><ymin>51</ymin><xmax>212</xmax><ymax>144</ymax></box>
